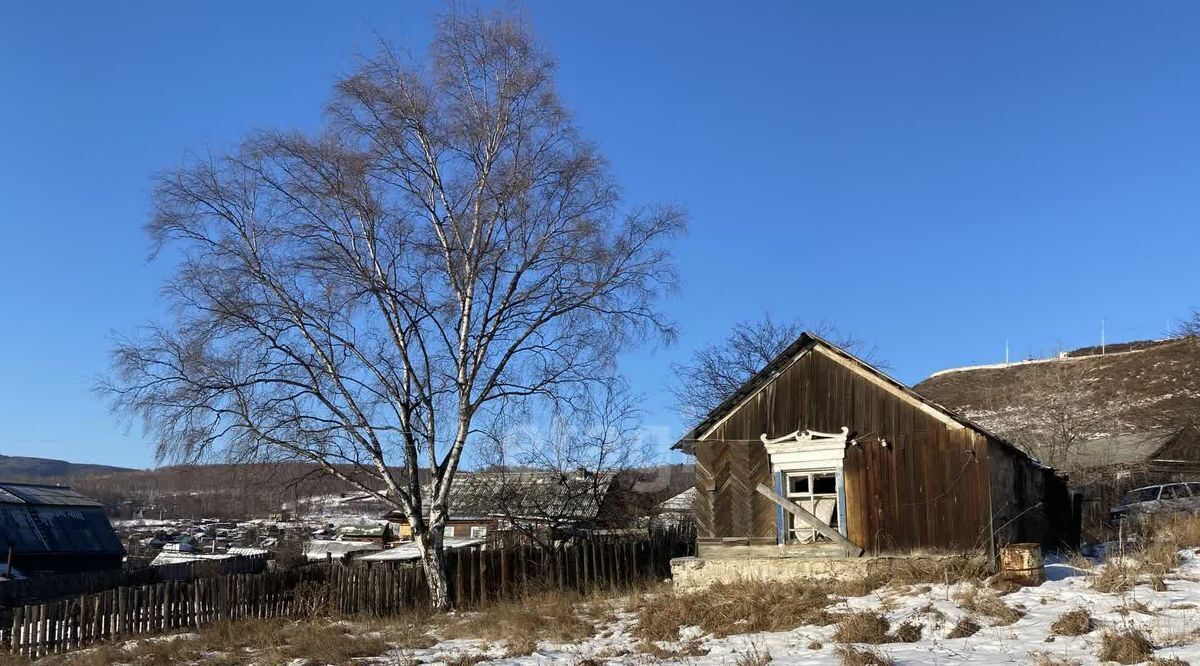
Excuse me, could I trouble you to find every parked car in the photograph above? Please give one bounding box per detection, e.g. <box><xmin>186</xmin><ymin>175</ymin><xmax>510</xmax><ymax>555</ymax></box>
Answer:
<box><xmin>1109</xmin><ymin>482</ymin><xmax>1200</xmax><ymax>526</ymax></box>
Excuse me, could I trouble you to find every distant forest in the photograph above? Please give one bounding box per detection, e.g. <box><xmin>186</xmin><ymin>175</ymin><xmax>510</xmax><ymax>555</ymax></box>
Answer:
<box><xmin>1</xmin><ymin>456</ymin><xmax>694</xmax><ymax>521</ymax></box>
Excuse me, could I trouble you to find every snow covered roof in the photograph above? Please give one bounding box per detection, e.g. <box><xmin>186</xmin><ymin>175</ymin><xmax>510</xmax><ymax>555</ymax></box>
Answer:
<box><xmin>658</xmin><ymin>487</ymin><xmax>697</xmax><ymax>513</ymax></box>
<box><xmin>356</xmin><ymin>537</ymin><xmax>483</xmax><ymax>562</ymax></box>
<box><xmin>303</xmin><ymin>540</ymin><xmax>382</xmax><ymax>560</ymax></box>
<box><xmin>151</xmin><ymin>551</ymin><xmax>238</xmax><ymax>566</ymax></box>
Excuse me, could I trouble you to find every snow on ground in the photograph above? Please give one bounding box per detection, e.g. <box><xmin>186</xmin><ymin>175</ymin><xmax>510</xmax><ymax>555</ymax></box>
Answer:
<box><xmin>376</xmin><ymin>551</ymin><xmax>1200</xmax><ymax>665</ymax></box>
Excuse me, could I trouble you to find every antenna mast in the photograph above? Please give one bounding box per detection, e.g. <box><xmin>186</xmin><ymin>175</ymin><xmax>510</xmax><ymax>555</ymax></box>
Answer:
<box><xmin>1101</xmin><ymin>319</ymin><xmax>1106</xmax><ymax>355</ymax></box>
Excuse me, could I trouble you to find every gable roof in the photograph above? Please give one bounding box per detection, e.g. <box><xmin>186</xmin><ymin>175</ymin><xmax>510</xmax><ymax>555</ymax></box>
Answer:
<box><xmin>670</xmin><ymin>332</ymin><xmax>1044</xmax><ymax>466</ymax></box>
<box><xmin>0</xmin><ymin>483</ymin><xmax>122</xmax><ymax>556</ymax></box>
<box><xmin>0</xmin><ymin>482</ymin><xmax>104</xmax><ymax>507</ymax></box>
<box><xmin>1069</xmin><ymin>427</ymin><xmax>1191</xmax><ymax>470</ymax></box>
<box><xmin>386</xmin><ymin>470</ymin><xmax>615</xmax><ymax>522</ymax></box>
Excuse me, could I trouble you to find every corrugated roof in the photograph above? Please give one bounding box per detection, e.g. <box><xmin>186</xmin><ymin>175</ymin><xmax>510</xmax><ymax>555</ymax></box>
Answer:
<box><xmin>0</xmin><ymin>504</ymin><xmax>123</xmax><ymax>555</ymax></box>
<box><xmin>0</xmin><ymin>483</ymin><xmax>103</xmax><ymax>507</ymax></box>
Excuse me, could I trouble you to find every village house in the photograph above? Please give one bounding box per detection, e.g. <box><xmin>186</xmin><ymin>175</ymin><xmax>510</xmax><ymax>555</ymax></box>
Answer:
<box><xmin>383</xmin><ymin>470</ymin><xmax>621</xmax><ymax>542</ymax></box>
<box><xmin>0</xmin><ymin>482</ymin><xmax>124</xmax><ymax>576</ymax></box>
<box><xmin>671</xmin><ymin>333</ymin><xmax>1074</xmax><ymax>582</ymax></box>
<box><xmin>1065</xmin><ymin>424</ymin><xmax>1200</xmax><ymax>532</ymax></box>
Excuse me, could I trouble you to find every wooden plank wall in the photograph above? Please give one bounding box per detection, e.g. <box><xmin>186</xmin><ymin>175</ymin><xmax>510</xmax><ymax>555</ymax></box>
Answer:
<box><xmin>694</xmin><ymin>347</ymin><xmax>994</xmax><ymax>554</ymax></box>
<box><xmin>0</xmin><ymin>530</ymin><xmax>693</xmax><ymax>658</ymax></box>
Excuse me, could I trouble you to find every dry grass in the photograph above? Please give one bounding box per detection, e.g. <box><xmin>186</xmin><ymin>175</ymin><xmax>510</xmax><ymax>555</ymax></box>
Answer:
<box><xmin>1115</xmin><ymin>599</ymin><xmax>1157</xmax><ymax>616</ymax></box>
<box><xmin>1029</xmin><ymin>653</ymin><xmax>1082</xmax><ymax>666</ymax></box>
<box><xmin>946</xmin><ymin>616</ymin><xmax>981</xmax><ymax>639</ymax></box>
<box><xmin>32</xmin><ymin>619</ymin><xmax>393</xmax><ymax>666</ymax></box>
<box><xmin>734</xmin><ymin>643</ymin><xmax>773</xmax><ymax>666</ymax></box>
<box><xmin>835</xmin><ymin>644</ymin><xmax>896</xmax><ymax>666</ymax></box>
<box><xmin>954</xmin><ymin>586</ymin><xmax>1024</xmax><ymax>626</ymax></box>
<box><xmin>634</xmin><ymin>579</ymin><xmax>837</xmax><ymax>641</ymax></box>
<box><xmin>441</xmin><ymin>653</ymin><xmax>488</xmax><ymax>666</ymax></box>
<box><xmin>438</xmin><ymin>589</ymin><xmax>599</xmax><ymax>650</ymax></box>
<box><xmin>636</xmin><ymin>639</ymin><xmax>709</xmax><ymax>659</ymax></box>
<box><xmin>1064</xmin><ymin>551</ymin><xmax>1095</xmax><ymax>571</ymax></box>
<box><xmin>1097</xmin><ymin>628</ymin><xmax>1155</xmax><ymax>664</ymax></box>
<box><xmin>1150</xmin><ymin>657</ymin><xmax>1190</xmax><ymax>666</ymax></box>
<box><xmin>1097</xmin><ymin>513</ymin><xmax>1200</xmax><ymax>594</ymax></box>
<box><xmin>1049</xmin><ymin>608</ymin><xmax>1094</xmax><ymax>637</ymax></box>
<box><xmin>1092</xmin><ymin>561</ymin><xmax>1137</xmax><ymax>594</ymax></box>
<box><xmin>833</xmin><ymin>612</ymin><xmax>892</xmax><ymax>644</ymax></box>
<box><xmin>828</xmin><ymin>557</ymin><xmax>989</xmax><ymax>597</ymax></box>
<box><xmin>889</xmin><ymin>622</ymin><xmax>923</xmax><ymax>643</ymax></box>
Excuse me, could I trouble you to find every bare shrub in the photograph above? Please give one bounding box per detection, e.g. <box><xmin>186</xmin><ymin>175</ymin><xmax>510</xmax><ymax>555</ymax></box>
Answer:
<box><xmin>1092</xmin><ymin>561</ymin><xmax>1136</xmax><ymax>594</ymax></box>
<box><xmin>947</xmin><ymin>616</ymin><xmax>981</xmax><ymax>638</ymax></box>
<box><xmin>734</xmin><ymin>643</ymin><xmax>773</xmax><ymax>666</ymax></box>
<box><xmin>635</xmin><ymin>580</ymin><xmax>836</xmax><ymax>641</ymax></box>
<box><xmin>1049</xmin><ymin>608</ymin><xmax>1094</xmax><ymax>636</ymax></box>
<box><xmin>888</xmin><ymin>622</ymin><xmax>922</xmax><ymax>643</ymax></box>
<box><xmin>833</xmin><ymin>612</ymin><xmax>891</xmax><ymax>644</ymax></box>
<box><xmin>835</xmin><ymin>645</ymin><xmax>896</xmax><ymax>666</ymax></box>
<box><xmin>442</xmin><ymin>653</ymin><xmax>488</xmax><ymax>666</ymax></box>
<box><xmin>955</xmin><ymin>587</ymin><xmax>1024</xmax><ymax>625</ymax></box>
<box><xmin>1098</xmin><ymin>629</ymin><xmax>1154</xmax><ymax>664</ymax></box>
<box><xmin>291</xmin><ymin>580</ymin><xmax>333</xmax><ymax>618</ymax></box>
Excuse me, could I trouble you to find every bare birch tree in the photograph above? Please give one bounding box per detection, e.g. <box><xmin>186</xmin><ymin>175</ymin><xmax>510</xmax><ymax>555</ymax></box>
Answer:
<box><xmin>668</xmin><ymin>315</ymin><xmax>875</xmax><ymax>424</ymax></box>
<box><xmin>478</xmin><ymin>378</ymin><xmax>653</xmax><ymax>546</ymax></box>
<box><xmin>103</xmin><ymin>9</ymin><xmax>683</xmax><ymax>609</ymax></box>
<box><xmin>1173</xmin><ymin>309</ymin><xmax>1200</xmax><ymax>339</ymax></box>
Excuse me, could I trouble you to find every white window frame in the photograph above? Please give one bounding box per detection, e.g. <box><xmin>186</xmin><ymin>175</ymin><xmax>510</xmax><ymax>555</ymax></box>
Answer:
<box><xmin>443</xmin><ymin>525</ymin><xmax>456</xmax><ymax>538</ymax></box>
<box><xmin>470</xmin><ymin>525</ymin><xmax>488</xmax><ymax>538</ymax></box>
<box><xmin>784</xmin><ymin>470</ymin><xmax>840</xmax><ymax>544</ymax></box>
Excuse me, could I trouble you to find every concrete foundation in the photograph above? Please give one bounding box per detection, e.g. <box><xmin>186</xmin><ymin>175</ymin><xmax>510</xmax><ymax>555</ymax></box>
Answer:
<box><xmin>670</xmin><ymin>553</ymin><xmax>986</xmax><ymax>589</ymax></box>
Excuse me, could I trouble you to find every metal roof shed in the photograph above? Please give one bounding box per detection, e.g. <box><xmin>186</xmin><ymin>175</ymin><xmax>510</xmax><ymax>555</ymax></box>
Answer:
<box><xmin>0</xmin><ymin>482</ymin><xmax>124</xmax><ymax>575</ymax></box>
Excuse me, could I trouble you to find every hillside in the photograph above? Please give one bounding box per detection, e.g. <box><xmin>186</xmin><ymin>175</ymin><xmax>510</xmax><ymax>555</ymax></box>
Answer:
<box><xmin>914</xmin><ymin>337</ymin><xmax>1200</xmax><ymax>466</ymax></box>
<box><xmin>0</xmin><ymin>453</ymin><xmax>132</xmax><ymax>482</ymax></box>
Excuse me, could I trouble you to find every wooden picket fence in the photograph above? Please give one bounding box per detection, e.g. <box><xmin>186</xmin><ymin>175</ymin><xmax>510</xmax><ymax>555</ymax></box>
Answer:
<box><xmin>2</xmin><ymin>530</ymin><xmax>692</xmax><ymax>658</ymax></box>
<box><xmin>0</xmin><ymin>555</ymin><xmax>268</xmax><ymax>608</ymax></box>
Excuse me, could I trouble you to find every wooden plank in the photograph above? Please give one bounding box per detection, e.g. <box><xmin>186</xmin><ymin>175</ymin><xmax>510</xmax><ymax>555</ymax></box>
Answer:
<box><xmin>755</xmin><ymin>483</ymin><xmax>863</xmax><ymax>556</ymax></box>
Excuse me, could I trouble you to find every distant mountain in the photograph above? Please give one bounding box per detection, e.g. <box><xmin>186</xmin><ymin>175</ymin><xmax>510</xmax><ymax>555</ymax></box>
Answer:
<box><xmin>0</xmin><ymin>454</ymin><xmax>134</xmax><ymax>483</ymax></box>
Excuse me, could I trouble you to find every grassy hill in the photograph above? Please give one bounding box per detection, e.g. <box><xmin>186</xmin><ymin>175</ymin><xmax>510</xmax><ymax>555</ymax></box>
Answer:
<box><xmin>914</xmin><ymin>337</ymin><xmax>1200</xmax><ymax>466</ymax></box>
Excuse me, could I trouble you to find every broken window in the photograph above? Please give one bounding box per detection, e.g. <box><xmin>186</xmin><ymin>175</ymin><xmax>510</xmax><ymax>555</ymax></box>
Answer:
<box><xmin>784</xmin><ymin>470</ymin><xmax>839</xmax><ymax>544</ymax></box>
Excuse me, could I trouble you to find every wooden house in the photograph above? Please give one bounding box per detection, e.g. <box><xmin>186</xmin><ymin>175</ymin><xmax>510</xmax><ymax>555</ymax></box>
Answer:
<box><xmin>672</xmin><ymin>333</ymin><xmax>1074</xmax><ymax>561</ymax></box>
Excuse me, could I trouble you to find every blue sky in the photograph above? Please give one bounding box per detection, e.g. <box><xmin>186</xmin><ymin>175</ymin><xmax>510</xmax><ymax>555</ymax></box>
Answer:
<box><xmin>2</xmin><ymin>2</ymin><xmax>1199</xmax><ymax>468</ymax></box>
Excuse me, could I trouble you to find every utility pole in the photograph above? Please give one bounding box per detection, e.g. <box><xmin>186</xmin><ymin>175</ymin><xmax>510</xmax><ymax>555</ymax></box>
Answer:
<box><xmin>1101</xmin><ymin>319</ymin><xmax>1106</xmax><ymax>355</ymax></box>
<box><xmin>1005</xmin><ymin>337</ymin><xmax>1010</xmax><ymax>366</ymax></box>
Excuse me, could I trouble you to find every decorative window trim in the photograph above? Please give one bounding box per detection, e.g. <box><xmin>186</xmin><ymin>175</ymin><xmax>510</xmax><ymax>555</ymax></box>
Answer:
<box><xmin>762</xmin><ymin>427</ymin><xmax>850</xmax><ymax>543</ymax></box>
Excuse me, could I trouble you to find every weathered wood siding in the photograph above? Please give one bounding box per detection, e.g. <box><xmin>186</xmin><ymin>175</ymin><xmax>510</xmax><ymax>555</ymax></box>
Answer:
<box><xmin>694</xmin><ymin>346</ymin><xmax>995</xmax><ymax>554</ymax></box>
